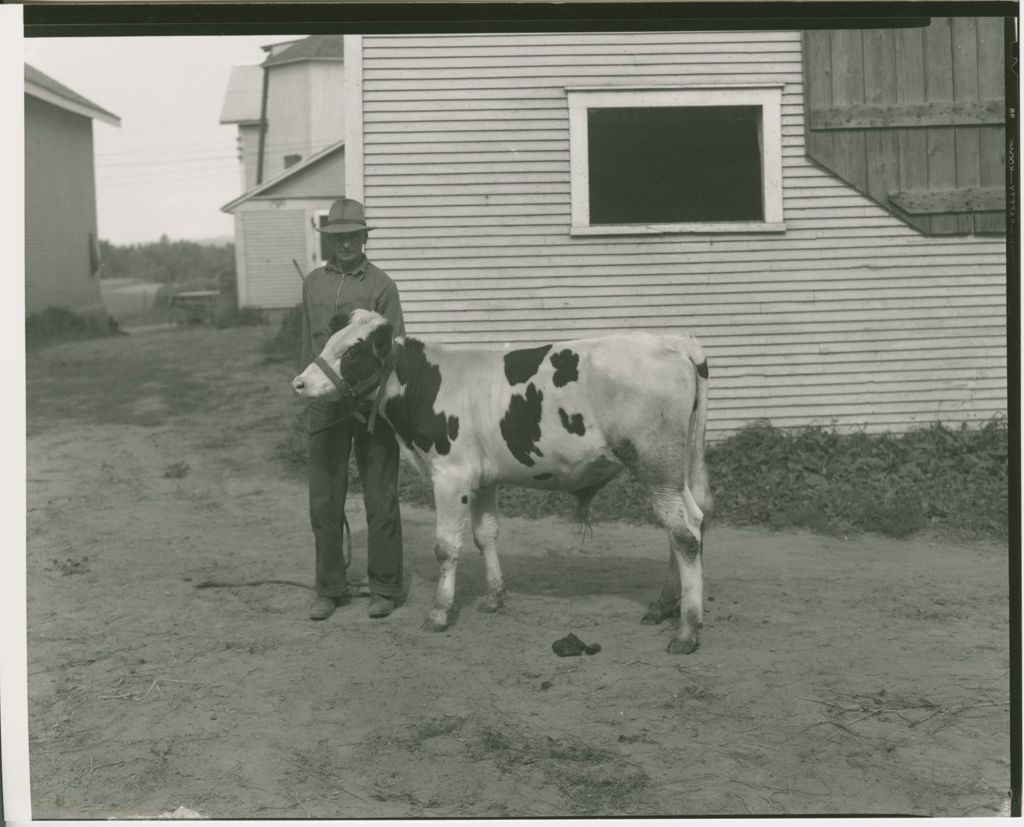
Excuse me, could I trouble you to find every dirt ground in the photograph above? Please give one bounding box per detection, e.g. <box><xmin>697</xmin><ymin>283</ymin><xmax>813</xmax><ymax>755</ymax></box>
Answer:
<box><xmin>25</xmin><ymin>326</ymin><xmax>1011</xmax><ymax>818</ymax></box>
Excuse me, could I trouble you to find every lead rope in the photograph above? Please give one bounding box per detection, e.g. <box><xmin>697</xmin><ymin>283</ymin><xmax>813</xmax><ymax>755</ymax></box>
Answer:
<box><xmin>307</xmin><ymin>357</ymin><xmax>393</xmax><ymax>436</ymax></box>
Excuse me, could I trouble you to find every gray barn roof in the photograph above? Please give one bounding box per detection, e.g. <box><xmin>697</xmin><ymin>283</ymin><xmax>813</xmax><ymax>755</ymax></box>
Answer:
<box><xmin>24</xmin><ymin>64</ymin><xmax>120</xmax><ymax>126</ymax></box>
<box><xmin>261</xmin><ymin>35</ymin><xmax>344</xmax><ymax>68</ymax></box>
<box><xmin>219</xmin><ymin>65</ymin><xmax>264</xmax><ymax>125</ymax></box>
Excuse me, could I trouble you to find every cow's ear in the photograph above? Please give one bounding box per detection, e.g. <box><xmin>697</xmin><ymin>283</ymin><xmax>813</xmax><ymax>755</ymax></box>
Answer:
<box><xmin>369</xmin><ymin>323</ymin><xmax>393</xmax><ymax>359</ymax></box>
<box><xmin>328</xmin><ymin>312</ymin><xmax>351</xmax><ymax>334</ymax></box>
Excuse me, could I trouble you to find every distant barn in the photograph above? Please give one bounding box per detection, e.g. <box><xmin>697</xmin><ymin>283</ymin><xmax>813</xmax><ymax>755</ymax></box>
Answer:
<box><xmin>24</xmin><ymin>64</ymin><xmax>120</xmax><ymax>323</ymax></box>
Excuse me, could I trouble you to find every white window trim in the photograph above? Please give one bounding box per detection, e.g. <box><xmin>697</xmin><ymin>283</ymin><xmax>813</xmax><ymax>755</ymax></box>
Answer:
<box><xmin>311</xmin><ymin>208</ymin><xmax>331</xmax><ymax>267</ymax></box>
<box><xmin>566</xmin><ymin>84</ymin><xmax>786</xmax><ymax>236</ymax></box>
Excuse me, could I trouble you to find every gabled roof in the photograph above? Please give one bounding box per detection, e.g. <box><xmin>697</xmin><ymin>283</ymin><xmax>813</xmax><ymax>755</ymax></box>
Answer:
<box><xmin>25</xmin><ymin>64</ymin><xmax>120</xmax><ymax>127</ymax></box>
<box><xmin>219</xmin><ymin>65</ymin><xmax>264</xmax><ymax>125</ymax></box>
<box><xmin>262</xmin><ymin>35</ymin><xmax>344</xmax><ymax>68</ymax></box>
<box><xmin>220</xmin><ymin>139</ymin><xmax>344</xmax><ymax>213</ymax></box>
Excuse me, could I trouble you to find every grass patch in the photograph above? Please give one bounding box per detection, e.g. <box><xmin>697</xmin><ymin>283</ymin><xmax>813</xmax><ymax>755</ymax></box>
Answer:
<box><xmin>708</xmin><ymin>419</ymin><xmax>1008</xmax><ymax>540</ymax></box>
<box><xmin>284</xmin><ymin>419</ymin><xmax>1007</xmax><ymax>542</ymax></box>
<box><xmin>26</xmin><ymin>307</ymin><xmax>119</xmax><ymax>351</ymax></box>
<box><xmin>25</xmin><ymin>328</ymin><xmax>249</xmax><ymax>432</ymax></box>
<box><xmin>262</xmin><ymin>304</ymin><xmax>304</xmax><ymax>366</ymax></box>
<box><xmin>27</xmin><ymin>352</ymin><xmax>210</xmax><ymax>431</ymax></box>
<box><xmin>216</xmin><ymin>304</ymin><xmax>266</xmax><ymax>329</ymax></box>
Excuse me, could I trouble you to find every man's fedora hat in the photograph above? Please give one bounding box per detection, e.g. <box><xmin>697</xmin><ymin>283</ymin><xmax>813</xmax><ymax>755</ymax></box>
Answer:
<box><xmin>317</xmin><ymin>198</ymin><xmax>372</xmax><ymax>233</ymax></box>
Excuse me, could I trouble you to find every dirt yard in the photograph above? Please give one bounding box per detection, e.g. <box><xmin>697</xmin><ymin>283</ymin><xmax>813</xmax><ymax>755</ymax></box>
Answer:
<box><xmin>25</xmin><ymin>326</ymin><xmax>1011</xmax><ymax>818</ymax></box>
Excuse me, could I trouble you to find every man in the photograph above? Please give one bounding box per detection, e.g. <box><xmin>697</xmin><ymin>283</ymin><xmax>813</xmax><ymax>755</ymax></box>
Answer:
<box><xmin>300</xmin><ymin>198</ymin><xmax>405</xmax><ymax>620</ymax></box>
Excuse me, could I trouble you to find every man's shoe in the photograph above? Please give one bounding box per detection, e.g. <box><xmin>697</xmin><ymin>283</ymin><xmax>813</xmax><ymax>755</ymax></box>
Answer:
<box><xmin>309</xmin><ymin>594</ymin><xmax>348</xmax><ymax>620</ymax></box>
<box><xmin>368</xmin><ymin>593</ymin><xmax>396</xmax><ymax>618</ymax></box>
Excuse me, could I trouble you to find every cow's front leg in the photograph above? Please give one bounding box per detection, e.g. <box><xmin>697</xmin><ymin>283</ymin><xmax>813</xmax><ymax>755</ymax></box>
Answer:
<box><xmin>471</xmin><ymin>484</ymin><xmax>505</xmax><ymax>612</ymax></box>
<box><xmin>423</xmin><ymin>469</ymin><xmax>472</xmax><ymax>632</ymax></box>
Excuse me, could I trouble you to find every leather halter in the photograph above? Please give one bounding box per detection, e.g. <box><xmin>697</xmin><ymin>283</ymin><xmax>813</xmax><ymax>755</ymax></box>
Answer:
<box><xmin>309</xmin><ymin>351</ymin><xmax>395</xmax><ymax>435</ymax></box>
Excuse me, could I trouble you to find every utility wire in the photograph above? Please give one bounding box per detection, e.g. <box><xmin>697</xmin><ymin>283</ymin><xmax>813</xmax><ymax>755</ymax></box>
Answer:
<box><xmin>100</xmin><ymin>171</ymin><xmax>240</xmax><ymax>188</ymax></box>
<box><xmin>96</xmin><ymin>139</ymin><xmax>327</xmax><ymax>165</ymax></box>
<box><xmin>98</xmin><ymin>160</ymin><xmax>242</xmax><ymax>177</ymax></box>
<box><xmin>97</xmin><ymin>154</ymin><xmax>239</xmax><ymax>169</ymax></box>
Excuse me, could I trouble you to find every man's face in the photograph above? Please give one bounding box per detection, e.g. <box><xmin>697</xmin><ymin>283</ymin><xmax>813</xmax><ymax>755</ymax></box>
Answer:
<box><xmin>329</xmin><ymin>230</ymin><xmax>366</xmax><ymax>268</ymax></box>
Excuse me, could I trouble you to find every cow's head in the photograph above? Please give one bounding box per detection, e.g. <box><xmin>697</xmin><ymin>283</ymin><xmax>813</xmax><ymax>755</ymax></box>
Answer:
<box><xmin>291</xmin><ymin>308</ymin><xmax>394</xmax><ymax>401</ymax></box>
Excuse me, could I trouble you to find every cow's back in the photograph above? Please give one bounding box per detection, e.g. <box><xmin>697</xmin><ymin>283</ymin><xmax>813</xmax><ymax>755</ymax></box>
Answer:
<box><xmin>393</xmin><ymin>333</ymin><xmax>703</xmax><ymax>492</ymax></box>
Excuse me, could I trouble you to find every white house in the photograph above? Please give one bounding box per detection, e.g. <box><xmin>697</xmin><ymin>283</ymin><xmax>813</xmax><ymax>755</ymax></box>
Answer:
<box><xmin>337</xmin><ymin>22</ymin><xmax>1007</xmax><ymax>437</ymax></box>
<box><xmin>220</xmin><ymin>35</ymin><xmax>346</xmax><ymax>310</ymax></box>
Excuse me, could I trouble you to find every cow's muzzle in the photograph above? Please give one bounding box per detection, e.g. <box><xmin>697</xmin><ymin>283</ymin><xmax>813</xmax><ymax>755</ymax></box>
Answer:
<box><xmin>292</xmin><ymin>355</ymin><xmax>395</xmax><ymax>434</ymax></box>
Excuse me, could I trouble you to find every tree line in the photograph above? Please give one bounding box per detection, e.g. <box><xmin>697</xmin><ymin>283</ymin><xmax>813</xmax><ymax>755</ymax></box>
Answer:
<box><xmin>99</xmin><ymin>236</ymin><xmax>235</xmax><ymax>289</ymax></box>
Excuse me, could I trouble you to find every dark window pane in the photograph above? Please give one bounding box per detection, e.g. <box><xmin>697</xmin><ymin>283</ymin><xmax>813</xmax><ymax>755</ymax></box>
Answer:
<box><xmin>588</xmin><ymin>106</ymin><xmax>763</xmax><ymax>224</ymax></box>
<box><xmin>284</xmin><ymin>153</ymin><xmax>302</xmax><ymax>168</ymax></box>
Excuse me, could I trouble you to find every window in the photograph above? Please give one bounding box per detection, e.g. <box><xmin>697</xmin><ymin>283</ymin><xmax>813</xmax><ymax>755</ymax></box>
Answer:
<box><xmin>284</xmin><ymin>154</ymin><xmax>302</xmax><ymax>169</ymax></box>
<box><xmin>567</xmin><ymin>86</ymin><xmax>785</xmax><ymax>235</ymax></box>
<box><xmin>313</xmin><ymin>209</ymin><xmax>332</xmax><ymax>265</ymax></box>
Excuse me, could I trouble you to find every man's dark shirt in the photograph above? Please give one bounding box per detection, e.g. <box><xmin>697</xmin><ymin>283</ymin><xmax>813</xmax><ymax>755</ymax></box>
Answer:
<box><xmin>299</xmin><ymin>253</ymin><xmax>405</xmax><ymax>368</ymax></box>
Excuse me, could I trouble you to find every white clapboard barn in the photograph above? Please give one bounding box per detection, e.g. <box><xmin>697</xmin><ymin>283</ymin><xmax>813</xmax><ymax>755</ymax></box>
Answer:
<box><xmin>337</xmin><ymin>21</ymin><xmax>1007</xmax><ymax>437</ymax></box>
<box><xmin>220</xmin><ymin>35</ymin><xmax>346</xmax><ymax>309</ymax></box>
<box><xmin>25</xmin><ymin>64</ymin><xmax>121</xmax><ymax>322</ymax></box>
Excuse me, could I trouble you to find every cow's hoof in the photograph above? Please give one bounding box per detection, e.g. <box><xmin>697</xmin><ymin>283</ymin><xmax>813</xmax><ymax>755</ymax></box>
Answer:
<box><xmin>421</xmin><ymin>618</ymin><xmax>448</xmax><ymax>633</ymax></box>
<box><xmin>641</xmin><ymin>602</ymin><xmax>680</xmax><ymax>625</ymax></box>
<box><xmin>478</xmin><ymin>592</ymin><xmax>504</xmax><ymax>613</ymax></box>
<box><xmin>667</xmin><ymin>637</ymin><xmax>699</xmax><ymax>655</ymax></box>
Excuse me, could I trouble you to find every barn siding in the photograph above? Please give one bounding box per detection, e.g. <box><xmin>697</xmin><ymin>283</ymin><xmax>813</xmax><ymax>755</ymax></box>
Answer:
<box><xmin>354</xmin><ymin>31</ymin><xmax>1006</xmax><ymax>436</ymax></box>
<box><xmin>261</xmin><ymin>63</ymin><xmax>314</xmax><ymax>183</ymax></box>
<box><xmin>260</xmin><ymin>61</ymin><xmax>345</xmax><ymax>185</ymax></box>
<box><xmin>24</xmin><ymin>95</ymin><xmax>106</xmax><ymax>318</ymax></box>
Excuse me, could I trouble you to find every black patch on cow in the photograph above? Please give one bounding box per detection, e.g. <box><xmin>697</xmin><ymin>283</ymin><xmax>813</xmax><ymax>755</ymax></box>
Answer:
<box><xmin>500</xmin><ymin>383</ymin><xmax>544</xmax><ymax>466</ymax></box>
<box><xmin>550</xmin><ymin>349</ymin><xmax>580</xmax><ymax>387</ymax></box>
<box><xmin>329</xmin><ymin>303</ymin><xmax>362</xmax><ymax>334</ymax></box>
<box><xmin>611</xmin><ymin>437</ymin><xmax>638</xmax><ymax>467</ymax></box>
<box><xmin>534</xmin><ymin>472</ymin><xmax>554</xmax><ymax>480</ymax></box>
<box><xmin>558</xmin><ymin>408</ymin><xmax>586</xmax><ymax>436</ymax></box>
<box><xmin>504</xmin><ymin>345</ymin><xmax>552</xmax><ymax>385</ymax></box>
<box><xmin>383</xmin><ymin>338</ymin><xmax>456</xmax><ymax>456</ymax></box>
<box><xmin>339</xmin><ymin>339</ymin><xmax>379</xmax><ymax>384</ymax></box>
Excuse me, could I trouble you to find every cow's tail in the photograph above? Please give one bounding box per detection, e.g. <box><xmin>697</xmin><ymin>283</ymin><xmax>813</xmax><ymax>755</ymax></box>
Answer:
<box><xmin>685</xmin><ymin>337</ymin><xmax>713</xmax><ymax>527</ymax></box>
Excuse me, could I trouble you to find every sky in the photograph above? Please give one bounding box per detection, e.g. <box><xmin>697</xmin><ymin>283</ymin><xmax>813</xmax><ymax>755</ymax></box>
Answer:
<box><xmin>24</xmin><ymin>34</ymin><xmax>294</xmax><ymax>245</ymax></box>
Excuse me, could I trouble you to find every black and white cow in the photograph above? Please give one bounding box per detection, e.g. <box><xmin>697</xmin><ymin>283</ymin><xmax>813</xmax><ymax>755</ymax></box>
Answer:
<box><xmin>292</xmin><ymin>309</ymin><xmax>712</xmax><ymax>654</ymax></box>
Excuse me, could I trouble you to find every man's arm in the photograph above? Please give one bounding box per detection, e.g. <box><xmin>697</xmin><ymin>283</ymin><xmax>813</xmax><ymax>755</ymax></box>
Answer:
<box><xmin>377</xmin><ymin>281</ymin><xmax>406</xmax><ymax>338</ymax></box>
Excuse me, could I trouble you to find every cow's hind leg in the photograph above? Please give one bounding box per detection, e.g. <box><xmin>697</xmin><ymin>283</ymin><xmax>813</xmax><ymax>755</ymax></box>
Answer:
<box><xmin>641</xmin><ymin>553</ymin><xmax>681</xmax><ymax>624</ymax></box>
<box><xmin>471</xmin><ymin>484</ymin><xmax>505</xmax><ymax>612</ymax></box>
<box><xmin>650</xmin><ymin>485</ymin><xmax>705</xmax><ymax>654</ymax></box>
<box><xmin>423</xmin><ymin>471</ymin><xmax>472</xmax><ymax>632</ymax></box>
